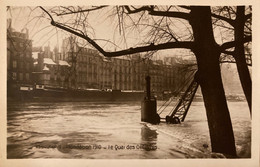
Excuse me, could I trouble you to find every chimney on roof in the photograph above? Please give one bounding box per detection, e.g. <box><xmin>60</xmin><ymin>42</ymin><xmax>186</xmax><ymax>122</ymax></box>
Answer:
<box><xmin>7</xmin><ymin>18</ymin><xmax>12</xmax><ymax>30</ymax></box>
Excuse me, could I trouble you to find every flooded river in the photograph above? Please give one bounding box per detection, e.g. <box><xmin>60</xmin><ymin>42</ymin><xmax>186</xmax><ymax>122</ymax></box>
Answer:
<box><xmin>7</xmin><ymin>100</ymin><xmax>251</xmax><ymax>159</ymax></box>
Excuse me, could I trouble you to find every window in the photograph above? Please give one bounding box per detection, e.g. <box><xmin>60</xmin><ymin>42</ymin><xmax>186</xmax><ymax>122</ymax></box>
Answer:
<box><xmin>19</xmin><ymin>73</ymin><xmax>23</xmax><ymax>81</ymax></box>
<box><xmin>26</xmin><ymin>63</ymin><xmax>30</xmax><ymax>70</ymax></box>
<box><xmin>12</xmin><ymin>72</ymin><xmax>17</xmax><ymax>80</ymax></box>
<box><xmin>25</xmin><ymin>73</ymin><xmax>29</xmax><ymax>80</ymax></box>
<box><xmin>12</xmin><ymin>61</ymin><xmax>17</xmax><ymax>68</ymax></box>
<box><xmin>20</xmin><ymin>62</ymin><xmax>23</xmax><ymax>70</ymax></box>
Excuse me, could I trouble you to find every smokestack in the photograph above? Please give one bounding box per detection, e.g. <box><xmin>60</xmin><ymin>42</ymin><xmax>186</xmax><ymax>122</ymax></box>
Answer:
<box><xmin>7</xmin><ymin>18</ymin><xmax>12</xmax><ymax>30</ymax></box>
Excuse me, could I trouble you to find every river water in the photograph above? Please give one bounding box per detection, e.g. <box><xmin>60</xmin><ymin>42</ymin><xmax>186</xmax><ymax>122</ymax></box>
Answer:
<box><xmin>7</xmin><ymin>100</ymin><xmax>251</xmax><ymax>159</ymax></box>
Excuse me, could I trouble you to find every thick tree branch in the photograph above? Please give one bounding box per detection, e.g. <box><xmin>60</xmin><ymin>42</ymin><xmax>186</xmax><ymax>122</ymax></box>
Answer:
<box><xmin>244</xmin><ymin>13</ymin><xmax>252</xmax><ymax>22</ymax></box>
<box><xmin>103</xmin><ymin>42</ymin><xmax>194</xmax><ymax>57</ymax></box>
<box><xmin>124</xmin><ymin>6</ymin><xmax>151</xmax><ymax>14</ymax></box>
<box><xmin>149</xmin><ymin>10</ymin><xmax>190</xmax><ymax>20</ymax></box>
<box><xmin>211</xmin><ymin>13</ymin><xmax>235</xmax><ymax>27</ymax></box>
<box><xmin>220</xmin><ymin>60</ymin><xmax>236</xmax><ymax>64</ymax></box>
<box><xmin>220</xmin><ymin>35</ymin><xmax>251</xmax><ymax>51</ymax></box>
<box><xmin>124</xmin><ymin>6</ymin><xmax>190</xmax><ymax>20</ymax></box>
<box><xmin>222</xmin><ymin>50</ymin><xmax>235</xmax><ymax>55</ymax></box>
<box><xmin>220</xmin><ymin>60</ymin><xmax>251</xmax><ymax>66</ymax></box>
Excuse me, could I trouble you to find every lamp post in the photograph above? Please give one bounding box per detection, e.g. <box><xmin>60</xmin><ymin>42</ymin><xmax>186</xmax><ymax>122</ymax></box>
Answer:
<box><xmin>141</xmin><ymin>75</ymin><xmax>160</xmax><ymax>124</ymax></box>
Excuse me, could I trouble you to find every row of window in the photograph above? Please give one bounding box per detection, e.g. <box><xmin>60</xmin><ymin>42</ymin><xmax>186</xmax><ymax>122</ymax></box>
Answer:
<box><xmin>12</xmin><ymin>60</ymin><xmax>31</xmax><ymax>70</ymax></box>
<box><xmin>12</xmin><ymin>72</ymin><xmax>30</xmax><ymax>81</ymax></box>
<box><xmin>76</xmin><ymin>55</ymin><xmax>100</xmax><ymax>62</ymax></box>
<box><xmin>76</xmin><ymin>64</ymin><xmax>136</xmax><ymax>75</ymax></box>
<box><xmin>12</xmin><ymin>52</ymin><xmax>31</xmax><ymax>58</ymax></box>
<box><xmin>75</xmin><ymin>59</ymin><xmax>176</xmax><ymax>77</ymax></box>
<box><xmin>113</xmin><ymin>59</ymin><xmax>131</xmax><ymax>66</ymax></box>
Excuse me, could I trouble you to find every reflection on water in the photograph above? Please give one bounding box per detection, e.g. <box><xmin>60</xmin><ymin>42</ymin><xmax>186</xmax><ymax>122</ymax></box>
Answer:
<box><xmin>141</xmin><ymin>124</ymin><xmax>158</xmax><ymax>151</ymax></box>
<box><xmin>141</xmin><ymin>124</ymin><xmax>158</xmax><ymax>141</ymax></box>
<box><xmin>7</xmin><ymin>101</ymin><xmax>251</xmax><ymax>159</ymax></box>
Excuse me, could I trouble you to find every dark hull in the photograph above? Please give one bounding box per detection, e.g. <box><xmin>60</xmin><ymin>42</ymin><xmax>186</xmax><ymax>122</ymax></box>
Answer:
<box><xmin>8</xmin><ymin>88</ymin><xmax>145</xmax><ymax>102</ymax></box>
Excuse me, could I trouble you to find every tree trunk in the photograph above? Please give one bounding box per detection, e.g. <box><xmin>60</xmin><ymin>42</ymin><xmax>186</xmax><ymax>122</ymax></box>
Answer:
<box><xmin>190</xmin><ymin>6</ymin><xmax>237</xmax><ymax>156</ymax></box>
<box><xmin>234</xmin><ymin>6</ymin><xmax>252</xmax><ymax>114</ymax></box>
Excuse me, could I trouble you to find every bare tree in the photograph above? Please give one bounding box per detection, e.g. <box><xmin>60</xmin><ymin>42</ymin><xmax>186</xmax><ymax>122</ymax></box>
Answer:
<box><xmin>212</xmin><ymin>6</ymin><xmax>252</xmax><ymax>114</ymax></box>
<box><xmin>234</xmin><ymin>6</ymin><xmax>252</xmax><ymax>113</ymax></box>
<box><xmin>38</xmin><ymin>5</ymin><xmax>252</xmax><ymax>157</ymax></box>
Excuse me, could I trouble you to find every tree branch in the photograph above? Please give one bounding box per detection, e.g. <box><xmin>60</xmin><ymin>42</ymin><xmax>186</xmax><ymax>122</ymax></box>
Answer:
<box><xmin>222</xmin><ymin>50</ymin><xmax>235</xmax><ymax>55</ymax></box>
<box><xmin>211</xmin><ymin>13</ymin><xmax>235</xmax><ymax>27</ymax></box>
<box><xmin>51</xmin><ymin>20</ymin><xmax>107</xmax><ymax>55</ymax></box>
<box><xmin>220</xmin><ymin>35</ymin><xmax>251</xmax><ymax>51</ymax></box>
<box><xmin>244</xmin><ymin>13</ymin><xmax>252</xmax><ymax>22</ymax></box>
<box><xmin>212</xmin><ymin>9</ymin><xmax>251</xmax><ymax>28</ymax></box>
<box><xmin>178</xmin><ymin>6</ymin><xmax>191</xmax><ymax>10</ymax></box>
<box><xmin>220</xmin><ymin>60</ymin><xmax>236</xmax><ymax>64</ymax></box>
<box><xmin>124</xmin><ymin>6</ymin><xmax>190</xmax><ymax>20</ymax></box>
<box><xmin>56</xmin><ymin>6</ymin><xmax>109</xmax><ymax>16</ymax></box>
<box><xmin>39</xmin><ymin>6</ymin><xmax>54</xmax><ymax>22</ymax></box>
<box><xmin>41</xmin><ymin>6</ymin><xmax>194</xmax><ymax>57</ymax></box>
<box><xmin>220</xmin><ymin>60</ymin><xmax>251</xmax><ymax>66</ymax></box>
<box><xmin>103</xmin><ymin>42</ymin><xmax>194</xmax><ymax>57</ymax></box>
<box><xmin>149</xmin><ymin>10</ymin><xmax>190</xmax><ymax>20</ymax></box>
<box><xmin>124</xmin><ymin>6</ymin><xmax>151</xmax><ymax>14</ymax></box>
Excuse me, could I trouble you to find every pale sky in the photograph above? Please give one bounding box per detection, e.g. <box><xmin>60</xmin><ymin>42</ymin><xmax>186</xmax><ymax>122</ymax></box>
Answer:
<box><xmin>7</xmin><ymin>6</ymin><xmax>234</xmax><ymax>60</ymax></box>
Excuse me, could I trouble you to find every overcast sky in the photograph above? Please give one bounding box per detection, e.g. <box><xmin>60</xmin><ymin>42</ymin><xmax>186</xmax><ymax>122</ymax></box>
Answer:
<box><xmin>7</xmin><ymin>6</ymin><xmax>236</xmax><ymax>60</ymax></box>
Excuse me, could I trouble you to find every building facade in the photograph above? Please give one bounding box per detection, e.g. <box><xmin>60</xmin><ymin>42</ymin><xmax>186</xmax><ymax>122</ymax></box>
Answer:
<box><xmin>8</xmin><ymin>30</ymin><xmax>193</xmax><ymax>98</ymax></box>
<box><xmin>60</xmin><ymin>36</ymin><xmax>192</xmax><ymax>94</ymax></box>
<box><xmin>32</xmin><ymin>51</ymin><xmax>71</xmax><ymax>89</ymax></box>
<box><xmin>7</xmin><ymin>19</ymin><xmax>33</xmax><ymax>93</ymax></box>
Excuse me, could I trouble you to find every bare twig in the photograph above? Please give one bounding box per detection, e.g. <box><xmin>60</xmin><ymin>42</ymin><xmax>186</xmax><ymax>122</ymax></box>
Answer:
<box><xmin>56</xmin><ymin>6</ymin><xmax>109</xmax><ymax>16</ymax></box>
<box><xmin>40</xmin><ymin>6</ymin><xmax>194</xmax><ymax>57</ymax></box>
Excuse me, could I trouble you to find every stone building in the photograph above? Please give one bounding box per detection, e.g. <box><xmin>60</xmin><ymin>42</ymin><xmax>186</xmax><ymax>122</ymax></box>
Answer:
<box><xmin>7</xmin><ymin>19</ymin><xmax>33</xmax><ymax>92</ymax></box>
<box><xmin>100</xmin><ymin>58</ymin><xmax>112</xmax><ymax>90</ymax></box>
<box><xmin>70</xmin><ymin>47</ymin><xmax>104</xmax><ymax>89</ymax></box>
<box><xmin>130</xmin><ymin>54</ymin><xmax>146</xmax><ymax>91</ymax></box>
<box><xmin>149</xmin><ymin>60</ymin><xmax>164</xmax><ymax>93</ymax></box>
<box><xmin>6</xmin><ymin>22</ymin><xmax>193</xmax><ymax>99</ymax></box>
<box><xmin>32</xmin><ymin>52</ymin><xmax>71</xmax><ymax>88</ymax></box>
<box><xmin>111</xmin><ymin>58</ymin><xmax>132</xmax><ymax>90</ymax></box>
<box><xmin>58</xmin><ymin>36</ymin><xmax>192</xmax><ymax>95</ymax></box>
